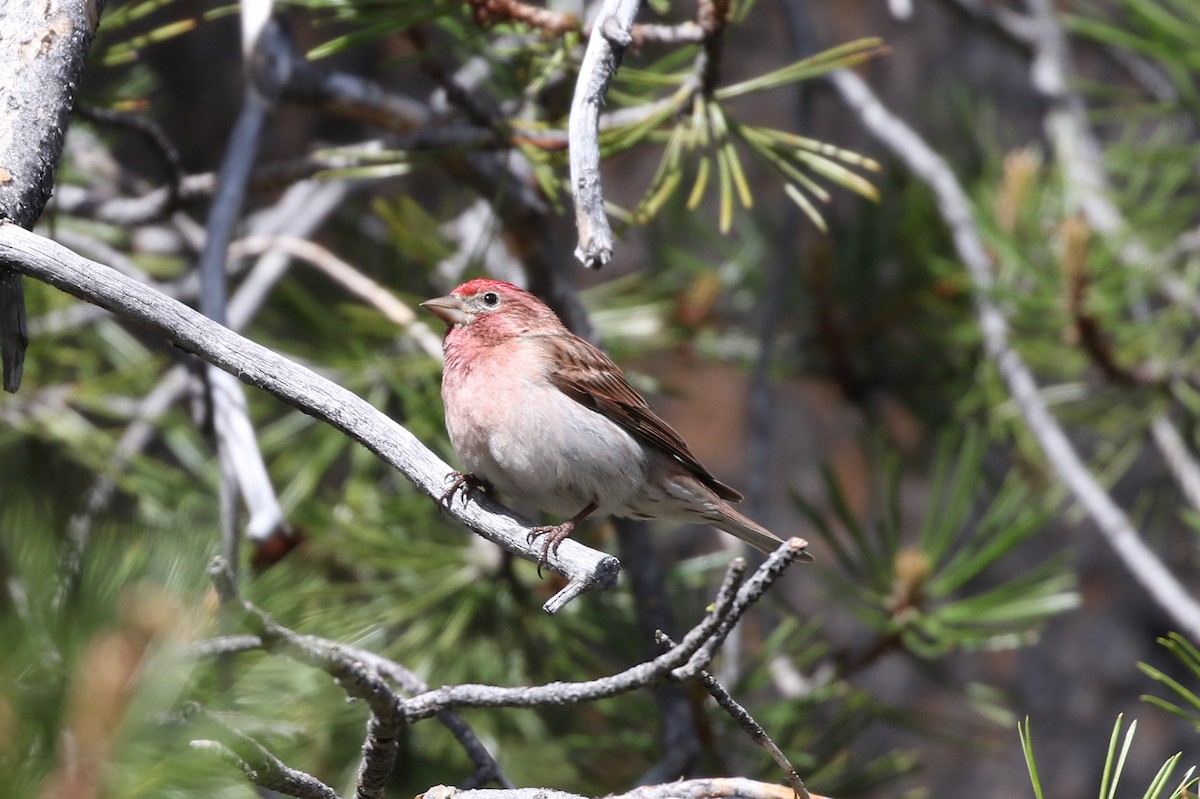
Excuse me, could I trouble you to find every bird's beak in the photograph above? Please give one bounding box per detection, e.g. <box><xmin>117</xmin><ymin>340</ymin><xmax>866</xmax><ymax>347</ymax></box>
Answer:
<box><xmin>420</xmin><ymin>294</ymin><xmax>468</xmax><ymax>326</ymax></box>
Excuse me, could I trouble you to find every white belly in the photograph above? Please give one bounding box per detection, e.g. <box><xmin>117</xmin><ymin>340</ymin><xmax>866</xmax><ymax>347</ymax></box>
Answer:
<box><xmin>444</xmin><ymin>365</ymin><xmax>648</xmax><ymax>517</ymax></box>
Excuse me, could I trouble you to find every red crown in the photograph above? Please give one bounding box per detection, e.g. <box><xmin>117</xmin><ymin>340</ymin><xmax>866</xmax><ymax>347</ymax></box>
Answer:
<box><xmin>453</xmin><ymin>278</ymin><xmax>524</xmax><ymax>296</ymax></box>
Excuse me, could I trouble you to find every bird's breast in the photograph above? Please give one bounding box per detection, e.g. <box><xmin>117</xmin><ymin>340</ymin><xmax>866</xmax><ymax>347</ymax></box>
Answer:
<box><xmin>441</xmin><ymin>346</ymin><xmax>647</xmax><ymax>516</ymax></box>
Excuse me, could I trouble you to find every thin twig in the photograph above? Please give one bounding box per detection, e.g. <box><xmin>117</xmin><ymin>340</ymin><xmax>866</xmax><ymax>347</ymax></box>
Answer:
<box><xmin>657</xmin><ymin>632</ymin><xmax>809</xmax><ymax>799</ymax></box>
<box><xmin>403</xmin><ymin>541</ymin><xmax>807</xmax><ymax>721</ymax></box>
<box><xmin>190</xmin><ymin>632</ymin><xmax>512</xmax><ymax>789</ymax></box>
<box><xmin>191</xmin><ymin>712</ymin><xmax>341</xmax><ymax>799</ymax></box>
<box><xmin>1150</xmin><ymin>414</ymin><xmax>1200</xmax><ymax>516</ymax></box>
<box><xmin>202</xmin><ymin>547</ymin><xmax>805</xmax><ymax>795</ymax></box>
<box><xmin>209</xmin><ymin>558</ymin><xmax>408</xmax><ymax>756</ymax></box>
<box><xmin>464</xmin><ymin>0</ymin><xmax>578</xmax><ymax>36</ymax></box>
<box><xmin>675</xmin><ymin>543</ymin><xmax>806</xmax><ymax>678</ymax></box>
<box><xmin>74</xmin><ymin>105</ymin><xmax>188</xmax><ymax>214</ymax></box>
<box><xmin>695</xmin><ymin>0</ymin><xmax>732</xmax><ymax>98</ymax></box>
<box><xmin>207</xmin><ymin>541</ymin><xmax>804</xmax><ymax>724</ymax></box>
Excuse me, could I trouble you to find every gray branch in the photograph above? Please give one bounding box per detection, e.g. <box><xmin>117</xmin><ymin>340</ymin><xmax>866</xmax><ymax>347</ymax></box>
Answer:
<box><xmin>202</xmin><ymin>543</ymin><xmax>808</xmax><ymax>795</ymax></box>
<box><xmin>657</xmin><ymin>632</ymin><xmax>808</xmax><ymax>799</ymax></box>
<box><xmin>216</xmin><ymin>542</ymin><xmax>803</xmax><ymax>720</ymax></box>
<box><xmin>568</xmin><ymin>0</ymin><xmax>643</xmax><ymax>268</ymax></box>
<box><xmin>0</xmin><ymin>0</ymin><xmax>105</xmax><ymax>392</ymax></box>
<box><xmin>201</xmin><ymin>535</ymin><xmax>806</xmax><ymax>791</ymax></box>
<box><xmin>829</xmin><ymin>68</ymin><xmax>1200</xmax><ymax>642</ymax></box>
<box><xmin>193</xmin><ymin>632</ymin><xmax>513</xmax><ymax>789</ymax></box>
<box><xmin>191</xmin><ymin>718</ymin><xmax>340</xmax><ymax>799</ymax></box>
<box><xmin>0</xmin><ymin>222</ymin><xmax>619</xmax><ymax>610</ymax></box>
<box><xmin>437</xmin><ymin>776</ymin><xmax>812</xmax><ymax>799</ymax></box>
<box><xmin>401</xmin><ymin>540</ymin><xmax>808</xmax><ymax>721</ymax></box>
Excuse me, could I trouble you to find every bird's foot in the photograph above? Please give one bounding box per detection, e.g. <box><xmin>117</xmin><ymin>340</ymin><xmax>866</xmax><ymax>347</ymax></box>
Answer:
<box><xmin>438</xmin><ymin>472</ymin><xmax>491</xmax><ymax>511</ymax></box>
<box><xmin>525</xmin><ymin>501</ymin><xmax>598</xmax><ymax>578</ymax></box>
<box><xmin>526</xmin><ymin>521</ymin><xmax>576</xmax><ymax>578</ymax></box>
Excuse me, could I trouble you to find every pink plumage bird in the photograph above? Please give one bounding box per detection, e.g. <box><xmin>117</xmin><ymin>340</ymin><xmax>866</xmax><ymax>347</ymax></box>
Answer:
<box><xmin>421</xmin><ymin>279</ymin><xmax>807</xmax><ymax>568</ymax></box>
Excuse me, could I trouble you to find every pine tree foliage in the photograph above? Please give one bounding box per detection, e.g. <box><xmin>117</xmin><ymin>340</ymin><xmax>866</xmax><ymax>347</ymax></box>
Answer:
<box><xmin>2</xmin><ymin>0</ymin><xmax>1200</xmax><ymax>798</ymax></box>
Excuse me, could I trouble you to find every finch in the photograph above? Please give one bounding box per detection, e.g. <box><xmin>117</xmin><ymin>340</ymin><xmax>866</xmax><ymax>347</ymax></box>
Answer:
<box><xmin>422</xmin><ymin>279</ymin><xmax>805</xmax><ymax>567</ymax></box>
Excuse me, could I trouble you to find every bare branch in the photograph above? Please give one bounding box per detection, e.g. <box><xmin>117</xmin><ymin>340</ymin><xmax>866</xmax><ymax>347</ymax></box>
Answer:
<box><xmin>285</xmin><ymin>51</ymin><xmax>431</xmax><ymax>133</ymax></box>
<box><xmin>193</xmin><ymin>632</ymin><xmax>513</xmax><ymax>789</ymax></box>
<box><xmin>355</xmin><ymin>713</ymin><xmax>401</xmax><ymax>799</ymax></box>
<box><xmin>829</xmin><ymin>68</ymin><xmax>1200</xmax><ymax>641</ymax></box>
<box><xmin>191</xmin><ymin>716</ymin><xmax>340</xmax><ymax>799</ymax></box>
<box><xmin>674</xmin><ymin>543</ymin><xmax>808</xmax><ymax>678</ymax></box>
<box><xmin>657</xmin><ymin>632</ymin><xmax>808</xmax><ymax>799</ymax></box>
<box><xmin>569</xmin><ymin>0</ymin><xmax>643</xmax><ymax>268</ymax></box>
<box><xmin>464</xmin><ymin>0</ymin><xmax>579</xmax><ymax>37</ymax></box>
<box><xmin>198</xmin><ymin>542</ymin><xmax>805</xmax><ymax>797</ymax></box>
<box><xmin>440</xmin><ymin>777</ymin><xmax>823</xmax><ymax>799</ymax></box>
<box><xmin>209</xmin><ymin>557</ymin><xmax>408</xmax><ymax>743</ymax></box>
<box><xmin>74</xmin><ymin>105</ymin><xmax>187</xmax><ymax>213</ymax></box>
<box><xmin>633</xmin><ymin>22</ymin><xmax>705</xmax><ymax>45</ymax></box>
<box><xmin>1150</xmin><ymin>414</ymin><xmax>1200</xmax><ymax>516</ymax></box>
<box><xmin>402</xmin><ymin>540</ymin><xmax>808</xmax><ymax>721</ymax></box>
<box><xmin>207</xmin><ymin>539</ymin><xmax>805</xmax><ymax>721</ymax></box>
<box><xmin>695</xmin><ymin>0</ymin><xmax>732</xmax><ymax>97</ymax></box>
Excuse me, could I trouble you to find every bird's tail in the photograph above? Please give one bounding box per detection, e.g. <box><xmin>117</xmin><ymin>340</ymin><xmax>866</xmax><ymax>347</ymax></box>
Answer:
<box><xmin>710</xmin><ymin>502</ymin><xmax>814</xmax><ymax>562</ymax></box>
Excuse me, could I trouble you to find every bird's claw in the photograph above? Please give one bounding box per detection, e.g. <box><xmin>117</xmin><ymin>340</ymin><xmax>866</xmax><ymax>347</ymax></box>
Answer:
<box><xmin>526</xmin><ymin>523</ymin><xmax>574</xmax><ymax>578</ymax></box>
<box><xmin>438</xmin><ymin>472</ymin><xmax>491</xmax><ymax>511</ymax></box>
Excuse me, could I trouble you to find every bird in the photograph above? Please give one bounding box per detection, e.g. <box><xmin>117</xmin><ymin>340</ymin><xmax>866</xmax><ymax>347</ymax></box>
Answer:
<box><xmin>421</xmin><ymin>278</ymin><xmax>805</xmax><ymax>570</ymax></box>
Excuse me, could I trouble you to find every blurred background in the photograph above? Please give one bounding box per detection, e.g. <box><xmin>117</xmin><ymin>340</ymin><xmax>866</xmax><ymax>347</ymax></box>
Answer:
<box><xmin>3</xmin><ymin>1</ymin><xmax>1200</xmax><ymax>797</ymax></box>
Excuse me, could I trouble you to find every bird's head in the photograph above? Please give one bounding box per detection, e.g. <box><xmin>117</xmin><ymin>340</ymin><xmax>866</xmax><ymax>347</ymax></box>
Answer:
<box><xmin>421</xmin><ymin>279</ymin><xmax>563</xmax><ymax>340</ymax></box>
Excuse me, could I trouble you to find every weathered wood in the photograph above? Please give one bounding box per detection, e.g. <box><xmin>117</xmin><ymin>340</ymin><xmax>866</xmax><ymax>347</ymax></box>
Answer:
<box><xmin>0</xmin><ymin>0</ymin><xmax>105</xmax><ymax>391</ymax></box>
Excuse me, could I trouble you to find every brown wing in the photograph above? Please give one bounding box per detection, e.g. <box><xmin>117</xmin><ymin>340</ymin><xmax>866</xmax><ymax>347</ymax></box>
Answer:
<box><xmin>538</xmin><ymin>333</ymin><xmax>743</xmax><ymax>502</ymax></box>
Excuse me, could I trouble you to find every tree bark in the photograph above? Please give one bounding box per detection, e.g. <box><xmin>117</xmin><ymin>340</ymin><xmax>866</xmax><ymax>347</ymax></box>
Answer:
<box><xmin>0</xmin><ymin>0</ymin><xmax>104</xmax><ymax>392</ymax></box>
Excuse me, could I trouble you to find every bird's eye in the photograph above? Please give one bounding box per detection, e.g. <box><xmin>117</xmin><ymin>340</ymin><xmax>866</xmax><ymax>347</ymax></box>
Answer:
<box><xmin>482</xmin><ymin>291</ymin><xmax>500</xmax><ymax>307</ymax></box>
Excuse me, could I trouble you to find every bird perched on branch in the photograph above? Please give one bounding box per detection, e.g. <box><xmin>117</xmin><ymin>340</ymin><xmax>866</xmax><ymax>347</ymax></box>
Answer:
<box><xmin>422</xmin><ymin>279</ymin><xmax>809</xmax><ymax>570</ymax></box>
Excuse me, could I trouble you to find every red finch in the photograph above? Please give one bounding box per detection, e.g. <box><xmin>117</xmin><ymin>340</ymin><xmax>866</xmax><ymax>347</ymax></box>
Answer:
<box><xmin>422</xmin><ymin>279</ymin><xmax>804</xmax><ymax>568</ymax></box>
